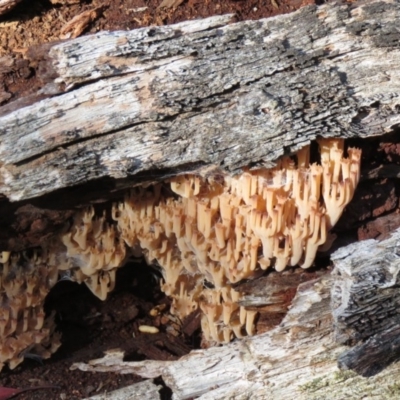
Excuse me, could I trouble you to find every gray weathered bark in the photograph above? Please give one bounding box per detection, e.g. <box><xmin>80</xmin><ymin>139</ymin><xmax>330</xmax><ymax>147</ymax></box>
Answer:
<box><xmin>332</xmin><ymin>230</ymin><xmax>400</xmax><ymax>377</ymax></box>
<box><xmin>84</xmin><ymin>380</ymin><xmax>162</xmax><ymax>400</ymax></box>
<box><xmin>1</xmin><ymin>0</ymin><xmax>400</xmax><ymax>201</ymax></box>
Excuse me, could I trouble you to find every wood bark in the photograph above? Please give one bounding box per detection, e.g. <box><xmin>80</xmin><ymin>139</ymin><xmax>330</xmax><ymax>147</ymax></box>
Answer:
<box><xmin>2</xmin><ymin>0</ymin><xmax>400</xmax><ymax>201</ymax></box>
<box><xmin>0</xmin><ymin>0</ymin><xmax>22</xmax><ymax>15</ymax></box>
<box><xmin>331</xmin><ymin>229</ymin><xmax>400</xmax><ymax>377</ymax></box>
<box><xmin>85</xmin><ymin>380</ymin><xmax>162</xmax><ymax>400</ymax></box>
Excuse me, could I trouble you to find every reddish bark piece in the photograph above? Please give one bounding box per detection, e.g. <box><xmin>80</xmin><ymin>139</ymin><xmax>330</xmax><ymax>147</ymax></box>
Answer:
<box><xmin>157</xmin><ymin>0</ymin><xmax>185</xmax><ymax>9</ymax></box>
<box><xmin>0</xmin><ymin>387</ymin><xmax>20</xmax><ymax>400</ymax></box>
<box><xmin>60</xmin><ymin>7</ymin><xmax>103</xmax><ymax>39</ymax></box>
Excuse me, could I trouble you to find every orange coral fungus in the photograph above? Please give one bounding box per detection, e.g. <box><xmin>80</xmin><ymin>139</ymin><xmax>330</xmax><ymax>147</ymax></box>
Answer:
<box><xmin>0</xmin><ymin>138</ymin><xmax>361</xmax><ymax>365</ymax></box>
<box><xmin>61</xmin><ymin>207</ymin><xmax>126</xmax><ymax>300</ymax></box>
<box><xmin>109</xmin><ymin>138</ymin><xmax>361</xmax><ymax>342</ymax></box>
<box><xmin>0</xmin><ymin>251</ymin><xmax>61</xmax><ymax>371</ymax></box>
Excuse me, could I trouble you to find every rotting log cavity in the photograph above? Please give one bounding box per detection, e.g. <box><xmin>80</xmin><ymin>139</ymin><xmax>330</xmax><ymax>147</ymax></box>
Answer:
<box><xmin>0</xmin><ymin>138</ymin><xmax>361</xmax><ymax>371</ymax></box>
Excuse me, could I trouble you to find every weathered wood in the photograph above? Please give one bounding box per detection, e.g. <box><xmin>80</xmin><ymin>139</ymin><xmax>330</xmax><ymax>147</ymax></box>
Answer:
<box><xmin>84</xmin><ymin>379</ymin><xmax>162</xmax><ymax>400</ymax></box>
<box><xmin>2</xmin><ymin>1</ymin><xmax>400</xmax><ymax>200</ymax></box>
<box><xmin>0</xmin><ymin>0</ymin><xmax>22</xmax><ymax>15</ymax></box>
<box><xmin>2</xmin><ymin>1</ymin><xmax>400</xmax><ymax>397</ymax></box>
<box><xmin>238</xmin><ymin>269</ymin><xmax>325</xmax><ymax>308</ymax></box>
<box><xmin>332</xmin><ymin>232</ymin><xmax>400</xmax><ymax>345</ymax></box>
<box><xmin>331</xmin><ymin>228</ymin><xmax>400</xmax><ymax>376</ymax></box>
<box><xmin>159</xmin><ymin>276</ymin><xmax>340</xmax><ymax>399</ymax></box>
<box><xmin>338</xmin><ymin>325</ymin><xmax>400</xmax><ymax>378</ymax></box>
<box><xmin>72</xmin><ymin>276</ymin><xmax>341</xmax><ymax>399</ymax></box>
<box><xmin>71</xmin><ymin>349</ymin><xmax>174</xmax><ymax>378</ymax></box>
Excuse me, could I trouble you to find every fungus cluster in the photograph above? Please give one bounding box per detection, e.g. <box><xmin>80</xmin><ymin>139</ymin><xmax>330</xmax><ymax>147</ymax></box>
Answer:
<box><xmin>0</xmin><ymin>251</ymin><xmax>61</xmax><ymax>370</ymax></box>
<box><xmin>0</xmin><ymin>138</ymin><xmax>362</xmax><ymax>368</ymax></box>
<box><xmin>110</xmin><ymin>138</ymin><xmax>361</xmax><ymax>342</ymax></box>
<box><xmin>61</xmin><ymin>207</ymin><xmax>126</xmax><ymax>300</ymax></box>
<box><xmin>200</xmin><ymin>287</ymin><xmax>257</xmax><ymax>342</ymax></box>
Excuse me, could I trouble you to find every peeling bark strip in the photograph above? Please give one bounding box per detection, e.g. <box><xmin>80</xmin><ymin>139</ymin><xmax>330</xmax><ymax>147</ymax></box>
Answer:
<box><xmin>0</xmin><ymin>0</ymin><xmax>22</xmax><ymax>15</ymax></box>
<box><xmin>1</xmin><ymin>1</ymin><xmax>400</xmax><ymax>201</ymax></box>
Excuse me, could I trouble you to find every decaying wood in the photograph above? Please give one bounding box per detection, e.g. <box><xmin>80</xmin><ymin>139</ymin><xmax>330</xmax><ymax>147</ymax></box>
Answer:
<box><xmin>71</xmin><ymin>349</ymin><xmax>174</xmax><ymax>378</ymax></box>
<box><xmin>72</xmin><ymin>240</ymin><xmax>400</xmax><ymax>400</ymax></box>
<box><xmin>2</xmin><ymin>1</ymin><xmax>400</xmax><ymax>201</ymax></box>
<box><xmin>60</xmin><ymin>7</ymin><xmax>103</xmax><ymax>40</ymax></box>
<box><xmin>0</xmin><ymin>56</ymin><xmax>13</xmax><ymax>75</ymax></box>
<box><xmin>72</xmin><ymin>276</ymin><xmax>343</xmax><ymax>399</ymax></box>
<box><xmin>331</xmin><ymin>229</ymin><xmax>400</xmax><ymax>376</ymax></box>
<box><xmin>157</xmin><ymin>0</ymin><xmax>185</xmax><ymax>10</ymax></box>
<box><xmin>84</xmin><ymin>379</ymin><xmax>162</xmax><ymax>400</ymax></box>
<box><xmin>0</xmin><ymin>0</ymin><xmax>22</xmax><ymax>15</ymax></box>
<box><xmin>0</xmin><ymin>55</ymin><xmax>13</xmax><ymax>104</ymax></box>
<box><xmin>338</xmin><ymin>325</ymin><xmax>400</xmax><ymax>378</ymax></box>
<box><xmin>238</xmin><ymin>268</ymin><xmax>326</xmax><ymax>308</ymax></box>
<box><xmin>50</xmin><ymin>0</ymin><xmax>80</xmax><ymax>4</ymax></box>
<box><xmin>332</xmin><ymin>231</ymin><xmax>400</xmax><ymax>345</ymax></box>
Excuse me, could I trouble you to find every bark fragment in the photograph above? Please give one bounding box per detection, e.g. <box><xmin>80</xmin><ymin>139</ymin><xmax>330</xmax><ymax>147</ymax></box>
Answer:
<box><xmin>2</xmin><ymin>2</ymin><xmax>400</xmax><ymax>200</ymax></box>
<box><xmin>0</xmin><ymin>0</ymin><xmax>22</xmax><ymax>16</ymax></box>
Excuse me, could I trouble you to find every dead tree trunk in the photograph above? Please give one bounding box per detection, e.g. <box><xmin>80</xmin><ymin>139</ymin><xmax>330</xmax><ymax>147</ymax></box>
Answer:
<box><xmin>2</xmin><ymin>0</ymin><xmax>400</xmax><ymax>398</ymax></box>
<box><xmin>2</xmin><ymin>0</ymin><xmax>400</xmax><ymax>202</ymax></box>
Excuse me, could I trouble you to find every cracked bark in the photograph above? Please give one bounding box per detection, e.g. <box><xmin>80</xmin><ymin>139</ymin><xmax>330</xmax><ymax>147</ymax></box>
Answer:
<box><xmin>2</xmin><ymin>1</ymin><xmax>400</xmax><ymax>202</ymax></box>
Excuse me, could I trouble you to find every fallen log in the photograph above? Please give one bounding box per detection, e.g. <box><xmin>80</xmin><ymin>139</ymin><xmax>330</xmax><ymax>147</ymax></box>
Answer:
<box><xmin>2</xmin><ymin>0</ymin><xmax>400</xmax><ymax>398</ymax></box>
<box><xmin>2</xmin><ymin>1</ymin><xmax>400</xmax><ymax>201</ymax></box>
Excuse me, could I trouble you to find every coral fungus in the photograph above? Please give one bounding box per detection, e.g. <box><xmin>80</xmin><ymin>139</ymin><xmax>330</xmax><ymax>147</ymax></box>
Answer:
<box><xmin>0</xmin><ymin>251</ymin><xmax>61</xmax><ymax>371</ymax></box>
<box><xmin>0</xmin><ymin>138</ymin><xmax>361</xmax><ymax>369</ymax></box>
<box><xmin>108</xmin><ymin>138</ymin><xmax>361</xmax><ymax>342</ymax></box>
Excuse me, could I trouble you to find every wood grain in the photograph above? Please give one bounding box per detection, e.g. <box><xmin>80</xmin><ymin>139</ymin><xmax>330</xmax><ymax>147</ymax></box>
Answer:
<box><xmin>2</xmin><ymin>2</ymin><xmax>400</xmax><ymax>200</ymax></box>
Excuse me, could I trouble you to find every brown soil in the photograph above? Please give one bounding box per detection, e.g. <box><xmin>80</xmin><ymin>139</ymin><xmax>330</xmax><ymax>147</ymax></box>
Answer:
<box><xmin>1</xmin><ymin>1</ymin><xmax>400</xmax><ymax>399</ymax></box>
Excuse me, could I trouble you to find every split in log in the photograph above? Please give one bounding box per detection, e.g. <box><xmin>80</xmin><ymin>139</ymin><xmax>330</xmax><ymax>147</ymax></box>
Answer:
<box><xmin>0</xmin><ymin>138</ymin><xmax>358</xmax><ymax>369</ymax></box>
